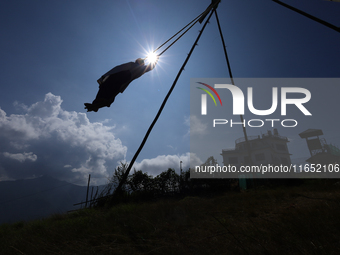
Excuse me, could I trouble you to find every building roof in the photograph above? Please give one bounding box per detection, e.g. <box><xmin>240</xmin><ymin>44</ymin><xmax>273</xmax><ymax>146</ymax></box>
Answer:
<box><xmin>299</xmin><ymin>129</ymin><xmax>323</xmax><ymax>139</ymax></box>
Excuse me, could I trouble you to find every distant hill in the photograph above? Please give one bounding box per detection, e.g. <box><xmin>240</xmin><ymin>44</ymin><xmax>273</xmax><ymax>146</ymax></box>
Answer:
<box><xmin>0</xmin><ymin>175</ymin><xmax>99</xmax><ymax>224</ymax></box>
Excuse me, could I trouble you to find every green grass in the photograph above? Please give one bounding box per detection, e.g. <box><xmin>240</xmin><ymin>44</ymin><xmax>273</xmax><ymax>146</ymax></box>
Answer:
<box><xmin>1</xmin><ymin>179</ymin><xmax>340</xmax><ymax>254</ymax></box>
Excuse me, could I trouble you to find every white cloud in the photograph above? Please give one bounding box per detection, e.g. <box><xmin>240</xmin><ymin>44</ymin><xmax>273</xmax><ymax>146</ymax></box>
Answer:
<box><xmin>189</xmin><ymin>153</ymin><xmax>203</xmax><ymax>168</ymax></box>
<box><xmin>133</xmin><ymin>152</ymin><xmax>202</xmax><ymax>176</ymax></box>
<box><xmin>184</xmin><ymin>115</ymin><xmax>207</xmax><ymax>136</ymax></box>
<box><xmin>3</xmin><ymin>152</ymin><xmax>37</xmax><ymax>163</ymax></box>
<box><xmin>0</xmin><ymin>93</ymin><xmax>127</xmax><ymax>185</ymax></box>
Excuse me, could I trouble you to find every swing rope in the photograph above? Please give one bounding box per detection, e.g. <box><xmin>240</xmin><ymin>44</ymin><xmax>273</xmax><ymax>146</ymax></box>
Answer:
<box><xmin>151</xmin><ymin>0</ymin><xmax>220</xmax><ymax>57</ymax></box>
<box><xmin>158</xmin><ymin>15</ymin><xmax>203</xmax><ymax>57</ymax></box>
<box><xmin>153</xmin><ymin>9</ymin><xmax>208</xmax><ymax>56</ymax></box>
<box><xmin>113</xmin><ymin>10</ymin><xmax>215</xmax><ymax>197</ymax></box>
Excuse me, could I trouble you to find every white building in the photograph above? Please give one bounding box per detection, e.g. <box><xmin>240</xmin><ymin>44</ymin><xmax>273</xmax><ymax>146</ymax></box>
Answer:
<box><xmin>221</xmin><ymin>129</ymin><xmax>291</xmax><ymax>167</ymax></box>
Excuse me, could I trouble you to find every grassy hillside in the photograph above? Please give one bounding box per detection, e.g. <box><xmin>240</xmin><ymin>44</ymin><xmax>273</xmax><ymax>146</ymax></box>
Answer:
<box><xmin>1</xmin><ymin>179</ymin><xmax>340</xmax><ymax>254</ymax></box>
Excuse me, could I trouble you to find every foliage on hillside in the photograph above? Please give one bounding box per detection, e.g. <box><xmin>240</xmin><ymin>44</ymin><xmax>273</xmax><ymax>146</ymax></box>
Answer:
<box><xmin>93</xmin><ymin>162</ymin><xmax>238</xmax><ymax>207</ymax></box>
<box><xmin>1</xmin><ymin>179</ymin><xmax>340</xmax><ymax>254</ymax></box>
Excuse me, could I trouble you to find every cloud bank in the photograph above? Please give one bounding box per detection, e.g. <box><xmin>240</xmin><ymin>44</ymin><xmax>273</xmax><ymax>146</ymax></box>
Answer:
<box><xmin>133</xmin><ymin>152</ymin><xmax>202</xmax><ymax>176</ymax></box>
<box><xmin>0</xmin><ymin>93</ymin><xmax>202</xmax><ymax>184</ymax></box>
<box><xmin>3</xmin><ymin>152</ymin><xmax>37</xmax><ymax>163</ymax></box>
<box><xmin>0</xmin><ymin>93</ymin><xmax>127</xmax><ymax>184</ymax></box>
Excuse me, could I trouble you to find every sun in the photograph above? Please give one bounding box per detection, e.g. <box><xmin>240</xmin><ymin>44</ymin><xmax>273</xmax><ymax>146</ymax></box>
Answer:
<box><xmin>145</xmin><ymin>51</ymin><xmax>159</xmax><ymax>66</ymax></box>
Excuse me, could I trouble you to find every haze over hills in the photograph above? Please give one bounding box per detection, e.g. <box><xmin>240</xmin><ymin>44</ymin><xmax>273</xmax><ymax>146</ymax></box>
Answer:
<box><xmin>0</xmin><ymin>175</ymin><xmax>100</xmax><ymax>225</ymax></box>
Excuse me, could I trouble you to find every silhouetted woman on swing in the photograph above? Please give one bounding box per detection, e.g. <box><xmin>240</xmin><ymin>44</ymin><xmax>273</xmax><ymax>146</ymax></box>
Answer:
<box><xmin>85</xmin><ymin>57</ymin><xmax>158</xmax><ymax>112</ymax></box>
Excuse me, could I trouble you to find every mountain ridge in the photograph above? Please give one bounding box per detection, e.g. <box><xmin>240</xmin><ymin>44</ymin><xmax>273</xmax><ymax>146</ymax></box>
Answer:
<box><xmin>0</xmin><ymin>175</ymin><xmax>95</xmax><ymax>224</ymax></box>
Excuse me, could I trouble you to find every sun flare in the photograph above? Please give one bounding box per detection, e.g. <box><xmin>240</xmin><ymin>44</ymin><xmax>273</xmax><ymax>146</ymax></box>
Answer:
<box><xmin>145</xmin><ymin>51</ymin><xmax>159</xmax><ymax>65</ymax></box>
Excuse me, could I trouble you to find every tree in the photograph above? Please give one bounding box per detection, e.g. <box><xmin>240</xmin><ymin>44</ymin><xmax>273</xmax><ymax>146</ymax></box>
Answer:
<box><xmin>128</xmin><ymin>170</ymin><xmax>153</xmax><ymax>193</ymax></box>
<box><xmin>154</xmin><ymin>168</ymin><xmax>179</xmax><ymax>195</ymax></box>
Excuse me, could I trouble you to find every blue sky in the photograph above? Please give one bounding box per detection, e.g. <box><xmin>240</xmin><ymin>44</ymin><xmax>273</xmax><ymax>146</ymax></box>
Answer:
<box><xmin>0</xmin><ymin>0</ymin><xmax>339</xmax><ymax>185</ymax></box>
